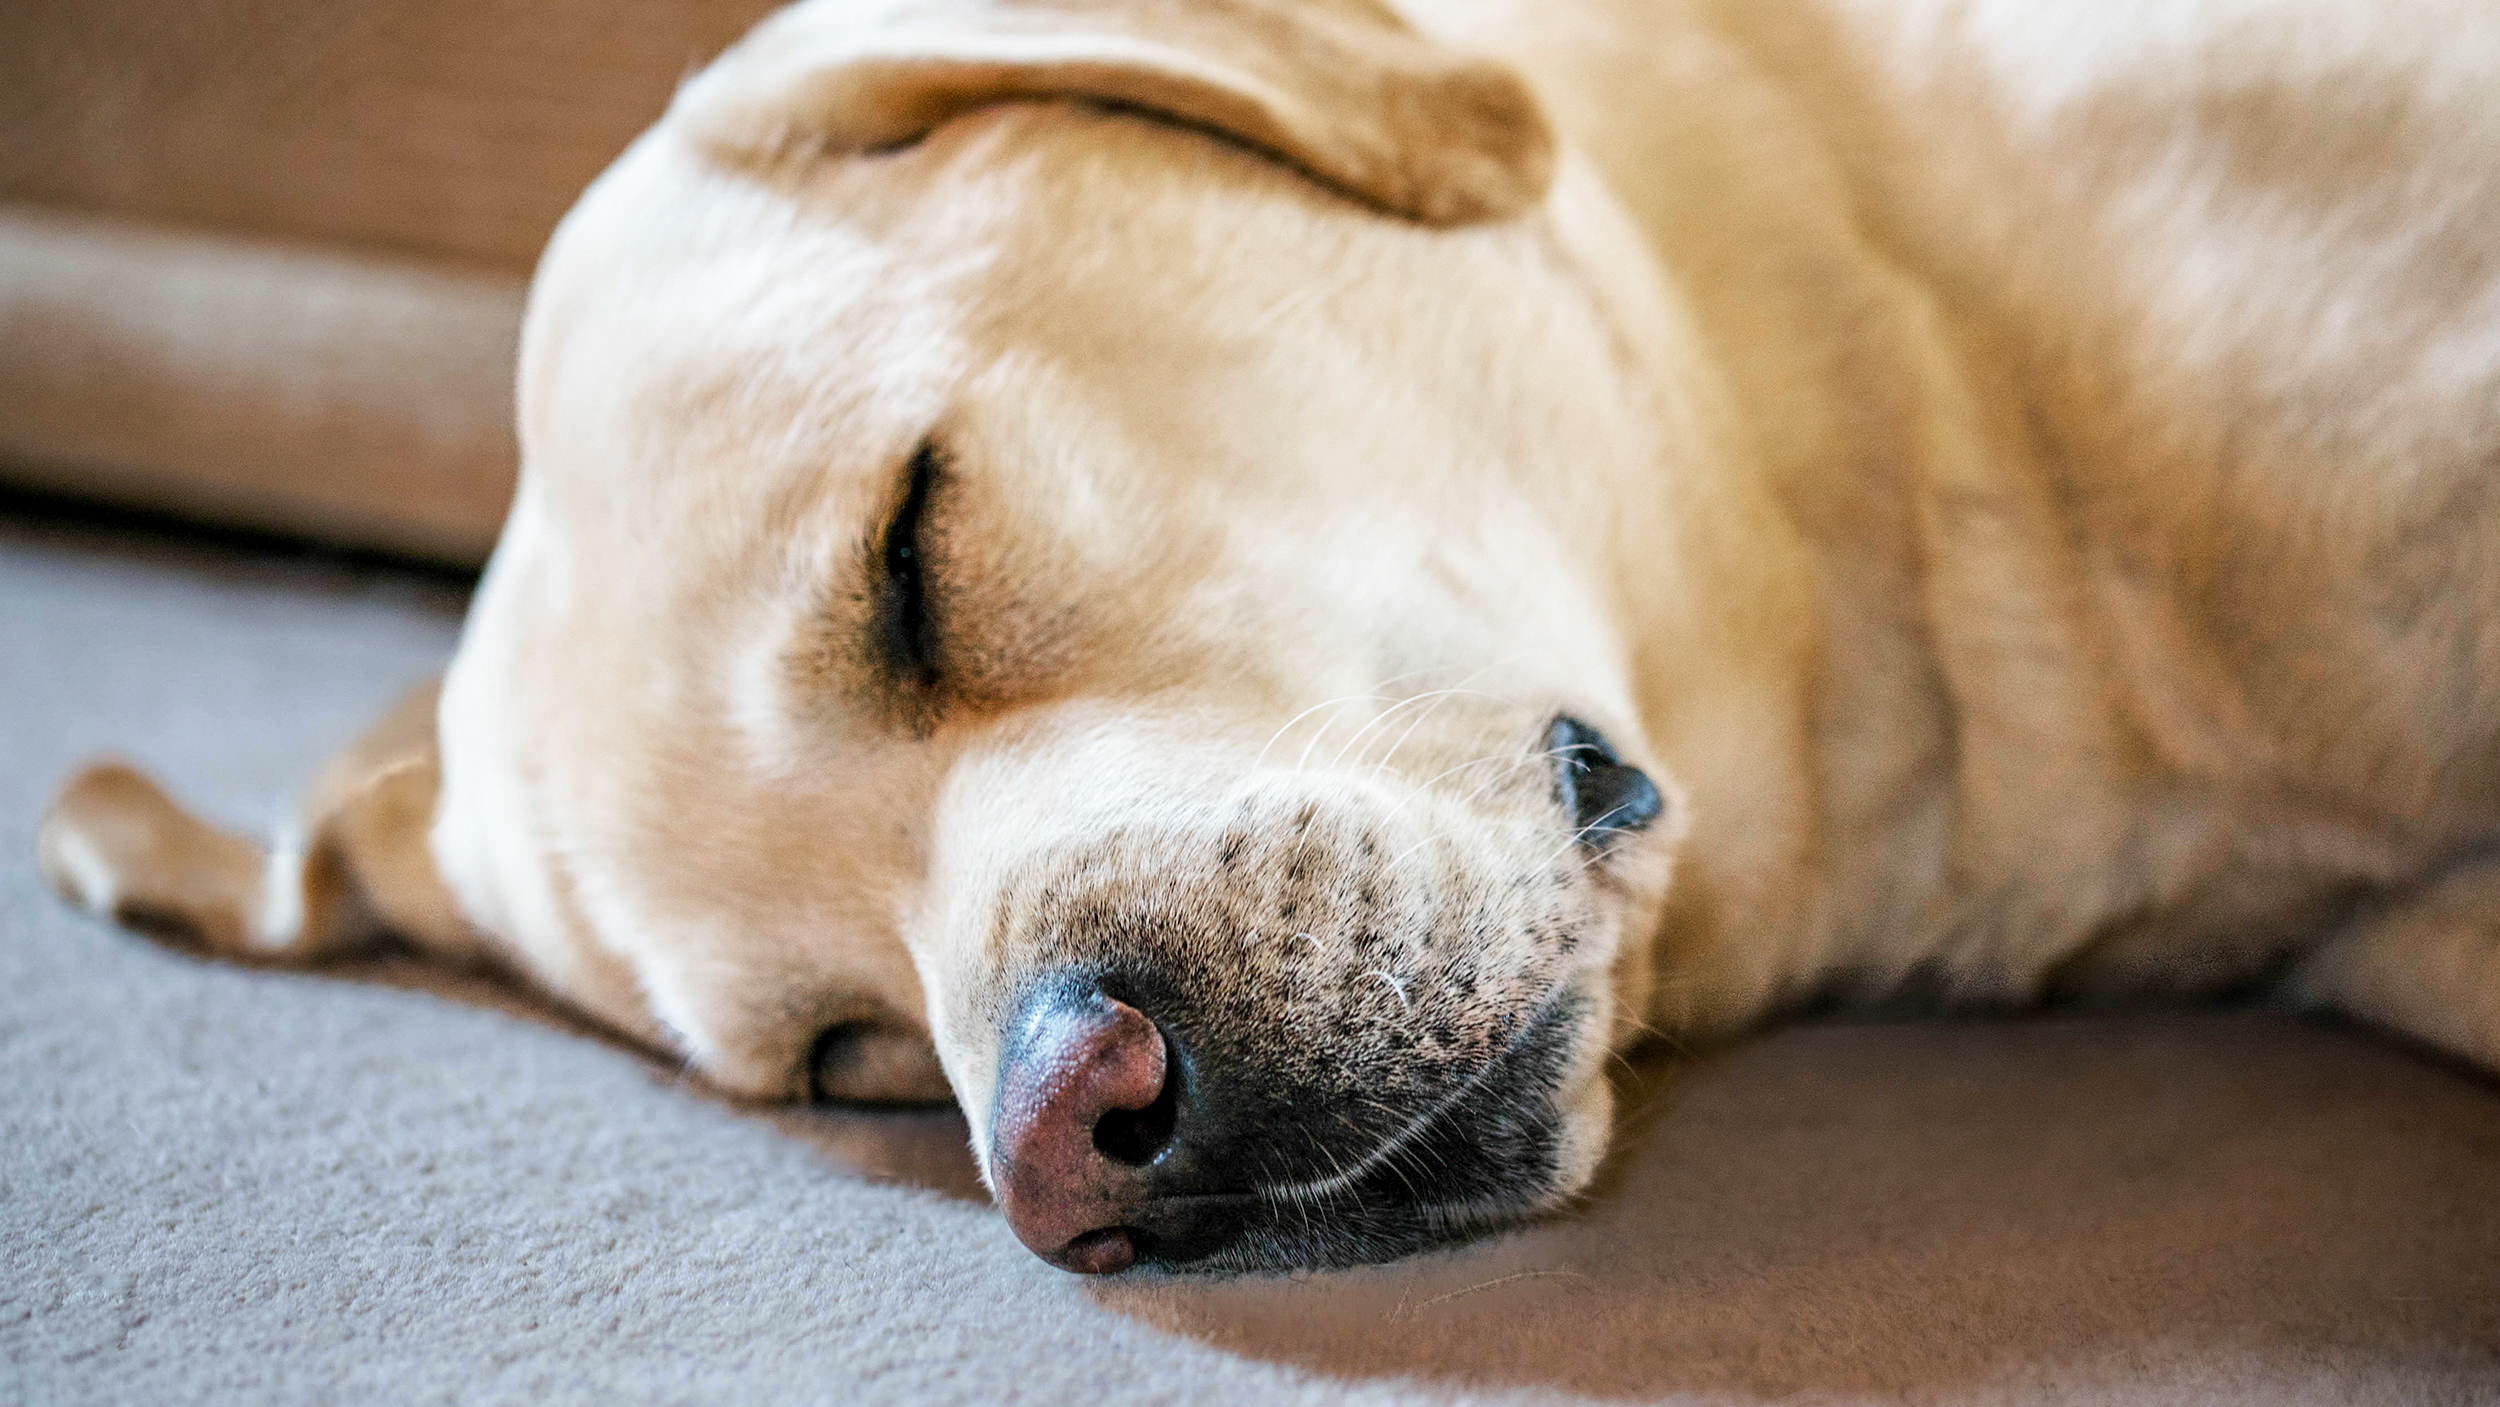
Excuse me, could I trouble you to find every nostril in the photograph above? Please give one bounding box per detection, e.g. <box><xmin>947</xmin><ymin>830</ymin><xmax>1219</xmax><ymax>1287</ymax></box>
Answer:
<box><xmin>1091</xmin><ymin>1048</ymin><xmax>1180</xmax><ymax>1166</ymax></box>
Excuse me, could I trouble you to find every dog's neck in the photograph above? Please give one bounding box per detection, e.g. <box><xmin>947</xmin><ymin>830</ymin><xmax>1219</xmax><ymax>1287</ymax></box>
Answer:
<box><xmin>1471</xmin><ymin>0</ymin><xmax>2496</xmax><ymax>1034</ymax></box>
<box><xmin>1442</xmin><ymin>0</ymin><xmax>2125</xmax><ymax>1033</ymax></box>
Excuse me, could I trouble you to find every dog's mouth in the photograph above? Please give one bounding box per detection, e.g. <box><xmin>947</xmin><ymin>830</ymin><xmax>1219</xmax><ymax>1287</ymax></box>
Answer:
<box><xmin>986</xmin><ymin>975</ymin><xmax>1590</xmax><ymax>1274</ymax></box>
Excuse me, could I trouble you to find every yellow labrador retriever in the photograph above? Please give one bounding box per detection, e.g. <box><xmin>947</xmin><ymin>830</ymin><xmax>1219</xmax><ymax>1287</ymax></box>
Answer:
<box><xmin>39</xmin><ymin>0</ymin><xmax>2500</xmax><ymax>1274</ymax></box>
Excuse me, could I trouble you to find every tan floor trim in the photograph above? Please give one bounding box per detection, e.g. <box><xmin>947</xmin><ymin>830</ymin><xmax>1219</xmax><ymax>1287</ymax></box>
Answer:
<box><xmin>0</xmin><ymin>204</ymin><xmax>523</xmax><ymax>565</ymax></box>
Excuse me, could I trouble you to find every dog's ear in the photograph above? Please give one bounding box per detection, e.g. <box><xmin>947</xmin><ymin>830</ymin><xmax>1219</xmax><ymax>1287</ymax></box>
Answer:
<box><xmin>38</xmin><ymin>679</ymin><xmax>484</xmax><ymax>970</ymax></box>
<box><xmin>673</xmin><ymin>0</ymin><xmax>1555</xmax><ymax>225</ymax></box>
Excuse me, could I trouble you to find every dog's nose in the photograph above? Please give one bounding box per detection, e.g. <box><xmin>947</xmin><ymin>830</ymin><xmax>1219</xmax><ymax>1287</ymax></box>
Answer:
<box><xmin>988</xmin><ymin>978</ymin><xmax>1181</xmax><ymax>1273</ymax></box>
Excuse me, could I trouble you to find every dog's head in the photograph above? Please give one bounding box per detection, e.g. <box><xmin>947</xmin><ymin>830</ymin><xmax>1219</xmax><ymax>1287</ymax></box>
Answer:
<box><xmin>63</xmin><ymin>0</ymin><xmax>1730</xmax><ymax>1274</ymax></box>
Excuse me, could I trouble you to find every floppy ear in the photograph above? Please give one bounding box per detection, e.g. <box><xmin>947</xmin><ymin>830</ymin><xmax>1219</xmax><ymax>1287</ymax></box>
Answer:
<box><xmin>673</xmin><ymin>0</ymin><xmax>1556</xmax><ymax>225</ymax></box>
<box><xmin>38</xmin><ymin>679</ymin><xmax>484</xmax><ymax>970</ymax></box>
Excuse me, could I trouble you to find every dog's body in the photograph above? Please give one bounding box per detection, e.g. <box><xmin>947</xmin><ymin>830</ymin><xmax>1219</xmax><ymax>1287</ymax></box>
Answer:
<box><xmin>42</xmin><ymin>0</ymin><xmax>2500</xmax><ymax>1273</ymax></box>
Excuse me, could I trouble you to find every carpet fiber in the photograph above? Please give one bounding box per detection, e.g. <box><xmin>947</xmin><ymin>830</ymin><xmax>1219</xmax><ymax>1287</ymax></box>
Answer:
<box><xmin>4</xmin><ymin>508</ymin><xmax>2497</xmax><ymax>1405</ymax></box>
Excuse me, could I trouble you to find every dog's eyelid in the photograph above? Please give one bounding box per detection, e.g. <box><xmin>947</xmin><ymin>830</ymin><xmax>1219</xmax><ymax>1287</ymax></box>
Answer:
<box><xmin>872</xmin><ymin>437</ymin><xmax>947</xmax><ymax>695</ymax></box>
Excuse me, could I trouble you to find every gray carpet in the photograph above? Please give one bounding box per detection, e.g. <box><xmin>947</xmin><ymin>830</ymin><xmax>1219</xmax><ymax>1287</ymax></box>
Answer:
<box><xmin>4</xmin><ymin>508</ymin><xmax>2498</xmax><ymax>1406</ymax></box>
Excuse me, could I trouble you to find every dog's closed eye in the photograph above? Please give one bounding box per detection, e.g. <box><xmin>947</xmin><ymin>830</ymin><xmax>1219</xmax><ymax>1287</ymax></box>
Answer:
<box><xmin>1548</xmin><ymin>715</ymin><xmax>1666</xmax><ymax>849</ymax></box>
<box><xmin>872</xmin><ymin>439</ymin><xmax>946</xmax><ymax>696</ymax></box>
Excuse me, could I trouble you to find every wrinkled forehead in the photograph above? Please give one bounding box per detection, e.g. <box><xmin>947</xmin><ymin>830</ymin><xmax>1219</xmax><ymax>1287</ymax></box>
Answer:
<box><xmin>515</xmin><ymin>125</ymin><xmax>971</xmax><ymax>566</ymax></box>
<box><xmin>517</xmin><ymin>103</ymin><xmax>1581</xmax><ymax>550</ymax></box>
<box><xmin>481</xmin><ymin>103</ymin><xmax>1643</xmax><ymax>751</ymax></box>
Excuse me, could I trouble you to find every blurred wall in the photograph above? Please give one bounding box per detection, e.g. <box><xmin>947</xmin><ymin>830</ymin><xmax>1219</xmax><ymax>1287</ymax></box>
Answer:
<box><xmin>0</xmin><ymin>0</ymin><xmax>780</xmax><ymax>563</ymax></box>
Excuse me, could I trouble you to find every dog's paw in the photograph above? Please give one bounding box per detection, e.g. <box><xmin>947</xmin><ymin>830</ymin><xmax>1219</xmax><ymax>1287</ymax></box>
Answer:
<box><xmin>38</xmin><ymin>761</ymin><xmax>273</xmax><ymax>956</ymax></box>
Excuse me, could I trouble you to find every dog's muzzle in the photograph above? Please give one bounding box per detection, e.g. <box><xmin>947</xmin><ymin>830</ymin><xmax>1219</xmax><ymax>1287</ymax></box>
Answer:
<box><xmin>985</xmin><ymin>717</ymin><xmax>1663</xmax><ymax>1273</ymax></box>
<box><xmin>988</xmin><ymin>970</ymin><xmax>1598</xmax><ymax>1274</ymax></box>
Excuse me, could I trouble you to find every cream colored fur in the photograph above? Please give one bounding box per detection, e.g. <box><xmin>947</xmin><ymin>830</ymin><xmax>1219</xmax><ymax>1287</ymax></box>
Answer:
<box><xmin>40</xmin><ymin>0</ymin><xmax>2500</xmax><ymax>1263</ymax></box>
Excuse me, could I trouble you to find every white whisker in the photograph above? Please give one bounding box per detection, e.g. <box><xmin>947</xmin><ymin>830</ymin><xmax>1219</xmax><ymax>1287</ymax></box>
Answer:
<box><xmin>1355</xmin><ymin>684</ymin><xmax>1514</xmax><ymax>775</ymax></box>
<box><xmin>1255</xmin><ymin>1034</ymin><xmax>1521</xmax><ymax>1207</ymax></box>
<box><xmin>1292</xmin><ymin>693</ymin><xmax>1388</xmax><ymax>774</ymax></box>
<box><xmin>1328</xmin><ymin>687</ymin><xmax>1462</xmax><ymax>773</ymax></box>
<box><xmin>1362</xmin><ymin>969</ymin><xmax>1412</xmax><ymax>1011</ymax></box>
<box><xmin>1259</xmin><ymin>692</ymin><xmax>1383</xmax><ymax>774</ymax></box>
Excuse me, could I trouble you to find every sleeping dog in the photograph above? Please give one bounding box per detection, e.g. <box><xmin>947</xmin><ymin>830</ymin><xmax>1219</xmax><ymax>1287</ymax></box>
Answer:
<box><xmin>39</xmin><ymin>0</ymin><xmax>2500</xmax><ymax>1274</ymax></box>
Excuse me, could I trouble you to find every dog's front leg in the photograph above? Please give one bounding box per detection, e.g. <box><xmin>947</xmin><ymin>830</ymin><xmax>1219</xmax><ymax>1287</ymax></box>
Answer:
<box><xmin>37</xmin><ymin>678</ymin><xmax>483</xmax><ymax>970</ymax></box>
<box><xmin>2293</xmin><ymin>862</ymin><xmax>2500</xmax><ymax>1077</ymax></box>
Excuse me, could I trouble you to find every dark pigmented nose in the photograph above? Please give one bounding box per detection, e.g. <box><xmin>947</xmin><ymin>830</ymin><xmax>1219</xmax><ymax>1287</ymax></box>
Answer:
<box><xmin>989</xmin><ymin>980</ymin><xmax>1178</xmax><ymax>1273</ymax></box>
<box><xmin>1548</xmin><ymin>715</ymin><xmax>1665</xmax><ymax>846</ymax></box>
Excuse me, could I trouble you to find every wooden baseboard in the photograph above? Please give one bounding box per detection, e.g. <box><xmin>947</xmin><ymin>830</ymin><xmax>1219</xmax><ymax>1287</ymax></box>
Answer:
<box><xmin>0</xmin><ymin>204</ymin><xmax>523</xmax><ymax>565</ymax></box>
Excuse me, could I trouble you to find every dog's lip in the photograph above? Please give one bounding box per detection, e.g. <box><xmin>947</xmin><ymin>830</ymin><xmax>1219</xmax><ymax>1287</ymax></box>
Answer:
<box><xmin>1082</xmin><ymin>989</ymin><xmax>1588</xmax><ymax>1271</ymax></box>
